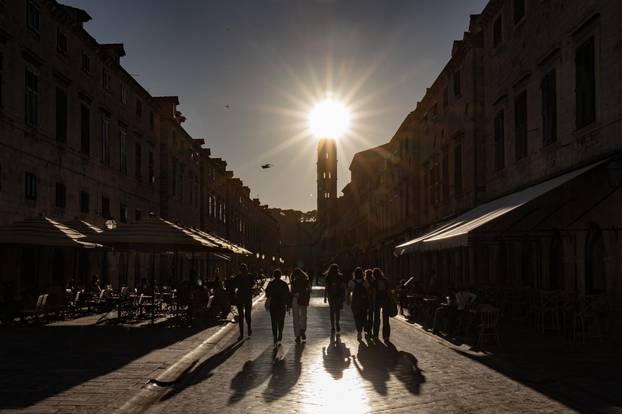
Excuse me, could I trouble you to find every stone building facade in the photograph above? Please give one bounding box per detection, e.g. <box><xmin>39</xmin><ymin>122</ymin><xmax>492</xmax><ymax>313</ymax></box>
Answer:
<box><xmin>328</xmin><ymin>0</ymin><xmax>622</xmax><ymax>329</ymax></box>
<box><xmin>0</xmin><ymin>0</ymin><xmax>280</xmax><ymax>298</ymax></box>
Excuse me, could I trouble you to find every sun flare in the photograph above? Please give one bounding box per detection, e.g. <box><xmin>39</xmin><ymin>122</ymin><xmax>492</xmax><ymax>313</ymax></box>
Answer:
<box><xmin>308</xmin><ymin>98</ymin><xmax>351</xmax><ymax>140</ymax></box>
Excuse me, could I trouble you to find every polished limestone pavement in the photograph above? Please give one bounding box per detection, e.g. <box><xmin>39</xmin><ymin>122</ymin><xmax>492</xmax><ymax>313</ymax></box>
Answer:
<box><xmin>145</xmin><ymin>287</ymin><xmax>573</xmax><ymax>414</ymax></box>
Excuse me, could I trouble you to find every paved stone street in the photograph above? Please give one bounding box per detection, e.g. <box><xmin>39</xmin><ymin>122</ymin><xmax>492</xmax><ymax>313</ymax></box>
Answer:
<box><xmin>145</xmin><ymin>288</ymin><xmax>576</xmax><ymax>414</ymax></box>
<box><xmin>0</xmin><ymin>319</ymin><xmax>227</xmax><ymax>414</ymax></box>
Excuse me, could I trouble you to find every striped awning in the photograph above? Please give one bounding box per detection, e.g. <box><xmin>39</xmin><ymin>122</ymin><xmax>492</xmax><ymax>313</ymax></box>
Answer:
<box><xmin>64</xmin><ymin>219</ymin><xmax>104</xmax><ymax>236</ymax></box>
<box><xmin>187</xmin><ymin>227</ymin><xmax>252</xmax><ymax>256</ymax></box>
<box><xmin>82</xmin><ymin>215</ymin><xmax>221</xmax><ymax>253</ymax></box>
<box><xmin>0</xmin><ymin>216</ymin><xmax>99</xmax><ymax>248</ymax></box>
<box><xmin>395</xmin><ymin>159</ymin><xmax>608</xmax><ymax>255</ymax></box>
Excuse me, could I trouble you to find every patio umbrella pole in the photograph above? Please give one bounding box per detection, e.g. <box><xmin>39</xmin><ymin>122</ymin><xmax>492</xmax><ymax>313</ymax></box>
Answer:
<box><xmin>151</xmin><ymin>252</ymin><xmax>156</xmax><ymax>325</ymax></box>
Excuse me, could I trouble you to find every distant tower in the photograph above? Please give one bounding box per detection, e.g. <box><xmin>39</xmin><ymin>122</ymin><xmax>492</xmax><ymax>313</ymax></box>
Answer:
<box><xmin>317</xmin><ymin>138</ymin><xmax>337</xmax><ymax>228</ymax></box>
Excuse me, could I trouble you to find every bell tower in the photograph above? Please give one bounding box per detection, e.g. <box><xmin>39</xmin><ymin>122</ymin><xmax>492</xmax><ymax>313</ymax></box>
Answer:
<box><xmin>317</xmin><ymin>138</ymin><xmax>337</xmax><ymax>228</ymax></box>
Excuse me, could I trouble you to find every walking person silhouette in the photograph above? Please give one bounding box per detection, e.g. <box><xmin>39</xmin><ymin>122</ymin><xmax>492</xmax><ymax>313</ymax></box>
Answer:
<box><xmin>232</xmin><ymin>263</ymin><xmax>255</xmax><ymax>341</ymax></box>
<box><xmin>290</xmin><ymin>267</ymin><xmax>311</xmax><ymax>343</ymax></box>
<box><xmin>348</xmin><ymin>267</ymin><xmax>370</xmax><ymax>341</ymax></box>
<box><xmin>265</xmin><ymin>269</ymin><xmax>291</xmax><ymax>347</ymax></box>
<box><xmin>372</xmin><ymin>268</ymin><xmax>393</xmax><ymax>341</ymax></box>
<box><xmin>324</xmin><ymin>263</ymin><xmax>346</xmax><ymax>335</ymax></box>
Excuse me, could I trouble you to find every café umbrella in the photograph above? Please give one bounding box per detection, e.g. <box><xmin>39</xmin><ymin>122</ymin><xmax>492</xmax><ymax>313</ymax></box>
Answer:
<box><xmin>0</xmin><ymin>216</ymin><xmax>100</xmax><ymax>294</ymax></box>
<box><xmin>81</xmin><ymin>214</ymin><xmax>222</xmax><ymax>323</ymax></box>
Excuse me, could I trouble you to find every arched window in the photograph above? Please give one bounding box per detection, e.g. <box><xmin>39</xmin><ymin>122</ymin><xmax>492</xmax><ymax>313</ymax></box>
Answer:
<box><xmin>585</xmin><ymin>225</ymin><xmax>606</xmax><ymax>294</ymax></box>
<box><xmin>496</xmin><ymin>243</ymin><xmax>508</xmax><ymax>286</ymax></box>
<box><xmin>549</xmin><ymin>233</ymin><xmax>563</xmax><ymax>290</ymax></box>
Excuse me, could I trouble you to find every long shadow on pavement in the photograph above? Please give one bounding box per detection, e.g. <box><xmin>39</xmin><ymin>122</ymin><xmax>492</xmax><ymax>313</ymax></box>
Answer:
<box><xmin>158</xmin><ymin>338</ymin><xmax>247</xmax><ymax>401</ymax></box>
<box><xmin>352</xmin><ymin>339</ymin><xmax>426</xmax><ymax>396</ymax></box>
<box><xmin>322</xmin><ymin>334</ymin><xmax>352</xmax><ymax>380</ymax></box>
<box><xmin>228</xmin><ymin>344</ymin><xmax>276</xmax><ymax>404</ymax></box>
<box><xmin>262</xmin><ymin>342</ymin><xmax>305</xmax><ymax>402</ymax></box>
<box><xmin>0</xmin><ymin>322</ymin><xmax>224</xmax><ymax>409</ymax></box>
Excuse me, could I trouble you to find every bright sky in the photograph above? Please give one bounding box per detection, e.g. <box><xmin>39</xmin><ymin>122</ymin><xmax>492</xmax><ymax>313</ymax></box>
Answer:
<box><xmin>64</xmin><ymin>0</ymin><xmax>487</xmax><ymax>212</ymax></box>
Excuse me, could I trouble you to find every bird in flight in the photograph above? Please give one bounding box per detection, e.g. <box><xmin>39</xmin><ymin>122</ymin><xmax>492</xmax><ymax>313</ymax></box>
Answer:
<box><xmin>261</xmin><ymin>164</ymin><xmax>273</xmax><ymax>169</ymax></box>
<box><xmin>225</xmin><ymin>104</ymin><xmax>230</xmax><ymax>109</ymax></box>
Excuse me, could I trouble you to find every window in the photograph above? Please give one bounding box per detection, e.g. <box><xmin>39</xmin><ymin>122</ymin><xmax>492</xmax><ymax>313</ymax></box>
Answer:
<box><xmin>514</xmin><ymin>91</ymin><xmax>528</xmax><ymax>160</ymax></box>
<box><xmin>80</xmin><ymin>191</ymin><xmax>89</xmax><ymax>213</ymax></box>
<box><xmin>513</xmin><ymin>0</ymin><xmax>525</xmax><ymax>24</ymax></box>
<box><xmin>443</xmin><ymin>86</ymin><xmax>448</xmax><ymax>108</ymax></box>
<box><xmin>179</xmin><ymin>164</ymin><xmax>184</xmax><ymax>200</ymax></box>
<box><xmin>442</xmin><ymin>148</ymin><xmax>449</xmax><ymax>202</ymax></box>
<box><xmin>120</xmin><ymin>84</ymin><xmax>127</xmax><ymax>105</ymax></box>
<box><xmin>55</xmin><ymin>88</ymin><xmax>67</xmax><ymax>143</ymax></box>
<box><xmin>26</xmin><ymin>0</ymin><xmax>39</xmax><ymax>33</ymax></box>
<box><xmin>171</xmin><ymin>158</ymin><xmax>177</xmax><ymax>195</ymax></box>
<box><xmin>575</xmin><ymin>36</ymin><xmax>596</xmax><ymax>129</ymax></box>
<box><xmin>148</xmin><ymin>151</ymin><xmax>154</xmax><ymax>186</ymax></box>
<box><xmin>56</xmin><ymin>28</ymin><xmax>67</xmax><ymax>54</ymax></box>
<box><xmin>102</xmin><ymin>69</ymin><xmax>111</xmax><ymax>92</ymax></box>
<box><xmin>81</xmin><ymin>52</ymin><xmax>90</xmax><ymax>74</ymax></box>
<box><xmin>493</xmin><ymin>15</ymin><xmax>503</xmax><ymax>47</ymax></box>
<box><xmin>80</xmin><ymin>105</ymin><xmax>90</xmax><ymax>154</ymax></box>
<box><xmin>0</xmin><ymin>52</ymin><xmax>3</xmax><ymax>108</ymax></box>
<box><xmin>585</xmin><ymin>226</ymin><xmax>606</xmax><ymax>293</ymax></box>
<box><xmin>101</xmin><ymin>196</ymin><xmax>111</xmax><ymax>219</ymax></box>
<box><xmin>25</xmin><ymin>69</ymin><xmax>38</xmax><ymax>127</ymax></box>
<box><xmin>135</xmin><ymin>142</ymin><xmax>142</xmax><ymax>179</ymax></box>
<box><xmin>494</xmin><ymin>110</ymin><xmax>505</xmax><ymax>170</ymax></box>
<box><xmin>135</xmin><ymin>209</ymin><xmax>142</xmax><ymax>221</ymax></box>
<box><xmin>135</xmin><ymin>99</ymin><xmax>142</xmax><ymax>118</ymax></box>
<box><xmin>453</xmin><ymin>70</ymin><xmax>461</xmax><ymax>97</ymax></box>
<box><xmin>119</xmin><ymin>126</ymin><xmax>128</xmax><ymax>174</ymax></box>
<box><xmin>101</xmin><ymin>113</ymin><xmax>110</xmax><ymax>165</ymax></box>
<box><xmin>120</xmin><ymin>203</ymin><xmax>128</xmax><ymax>223</ymax></box>
<box><xmin>55</xmin><ymin>182</ymin><xmax>66</xmax><ymax>208</ymax></box>
<box><xmin>149</xmin><ymin>111</ymin><xmax>154</xmax><ymax>129</ymax></box>
<box><xmin>25</xmin><ymin>172</ymin><xmax>37</xmax><ymax>200</ymax></box>
<box><xmin>454</xmin><ymin>142</ymin><xmax>462</xmax><ymax>194</ymax></box>
<box><xmin>541</xmin><ymin>69</ymin><xmax>557</xmax><ymax>145</ymax></box>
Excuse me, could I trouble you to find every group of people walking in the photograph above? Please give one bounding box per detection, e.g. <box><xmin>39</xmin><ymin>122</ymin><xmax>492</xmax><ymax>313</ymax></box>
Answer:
<box><xmin>325</xmin><ymin>264</ymin><xmax>395</xmax><ymax>342</ymax></box>
<box><xmin>226</xmin><ymin>262</ymin><xmax>395</xmax><ymax>347</ymax></box>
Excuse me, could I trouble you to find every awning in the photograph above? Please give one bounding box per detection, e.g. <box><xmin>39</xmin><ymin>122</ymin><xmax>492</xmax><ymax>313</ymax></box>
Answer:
<box><xmin>0</xmin><ymin>216</ymin><xmax>100</xmax><ymax>248</ymax></box>
<box><xmin>395</xmin><ymin>159</ymin><xmax>608</xmax><ymax>255</ymax></box>
<box><xmin>82</xmin><ymin>215</ymin><xmax>220</xmax><ymax>253</ymax></box>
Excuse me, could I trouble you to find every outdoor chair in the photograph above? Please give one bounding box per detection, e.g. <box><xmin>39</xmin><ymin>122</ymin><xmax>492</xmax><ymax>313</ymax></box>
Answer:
<box><xmin>476</xmin><ymin>304</ymin><xmax>501</xmax><ymax>348</ymax></box>
<box><xmin>67</xmin><ymin>291</ymin><xmax>82</xmax><ymax>318</ymax></box>
<box><xmin>538</xmin><ymin>290</ymin><xmax>561</xmax><ymax>334</ymax></box>
<box><xmin>573</xmin><ymin>294</ymin><xmax>606</xmax><ymax>343</ymax></box>
<box><xmin>19</xmin><ymin>294</ymin><xmax>45</xmax><ymax>323</ymax></box>
<box><xmin>137</xmin><ymin>294</ymin><xmax>157</xmax><ymax>318</ymax></box>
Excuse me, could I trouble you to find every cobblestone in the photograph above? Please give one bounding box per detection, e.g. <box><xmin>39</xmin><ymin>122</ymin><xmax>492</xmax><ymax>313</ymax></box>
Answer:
<box><xmin>145</xmin><ymin>288</ymin><xmax>577</xmax><ymax>414</ymax></box>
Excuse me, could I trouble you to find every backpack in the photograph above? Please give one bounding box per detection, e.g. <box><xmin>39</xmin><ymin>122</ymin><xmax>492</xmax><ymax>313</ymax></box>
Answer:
<box><xmin>351</xmin><ymin>281</ymin><xmax>368</xmax><ymax>310</ymax></box>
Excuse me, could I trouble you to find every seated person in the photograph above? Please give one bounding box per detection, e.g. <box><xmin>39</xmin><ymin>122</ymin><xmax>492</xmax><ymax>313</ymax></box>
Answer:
<box><xmin>432</xmin><ymin>288</ymin><xmax>457</xmax><ymax>334</ymax></box>
<box><xmin>454</xmin><ymin>287</ymin><xmax>477</xmax><ymax>336</ymax></box>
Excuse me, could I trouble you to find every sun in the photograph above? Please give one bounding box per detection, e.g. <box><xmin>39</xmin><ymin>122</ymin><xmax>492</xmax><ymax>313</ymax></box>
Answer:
<box><xmin>308</xmin><ymin>98</ymin><xmax>351</xmax><ymax>140</ymax></box>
